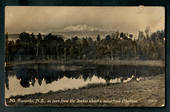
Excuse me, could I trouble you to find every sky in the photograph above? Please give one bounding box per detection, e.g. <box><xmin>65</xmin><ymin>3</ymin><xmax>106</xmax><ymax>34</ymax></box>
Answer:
<box><xmin>5</xmin><ymin>6</ymin><xmax>165</xmax><ymax>34</ymax></box>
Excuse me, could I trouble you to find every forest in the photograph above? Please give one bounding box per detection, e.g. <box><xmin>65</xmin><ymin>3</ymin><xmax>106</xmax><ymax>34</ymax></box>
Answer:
<box><xmin>5</xmin><ymin>29</ymin><xmax>165</xmax><ymax>62</ymax></box>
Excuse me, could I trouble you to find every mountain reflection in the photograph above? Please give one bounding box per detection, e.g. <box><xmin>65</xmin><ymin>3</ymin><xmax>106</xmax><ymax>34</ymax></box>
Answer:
<box><xmin>6</xmin><ymin>64</ymin><xmax>164</xmax><ymax>88</ymax></box>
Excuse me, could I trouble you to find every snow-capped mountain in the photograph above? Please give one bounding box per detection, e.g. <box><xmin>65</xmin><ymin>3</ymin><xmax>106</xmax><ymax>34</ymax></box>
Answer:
<box><xmin>63</xmin><ymin>24</ymin><xmax>110</xmax><ymax>32</ymax></box>
<box><xmin>50</xmin><ymin>24</ymin><xmax>113</xmax><ymax>39</ymax></box>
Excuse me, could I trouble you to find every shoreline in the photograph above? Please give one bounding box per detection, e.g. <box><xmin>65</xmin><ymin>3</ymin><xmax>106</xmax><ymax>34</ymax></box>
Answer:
<box><xmin>6</xmin><ymin>59</ymin><xmax>165</xmax><ymax>67</ymax></box>
<box><xmin>6</xmin><ymin>74</ymin><xmax>165</xmax><ymax>107</ymax></box>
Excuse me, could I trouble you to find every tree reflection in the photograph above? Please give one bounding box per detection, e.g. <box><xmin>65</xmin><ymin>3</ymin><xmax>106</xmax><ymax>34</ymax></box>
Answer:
<box><xmin>6</xmin><ymin>64</ymin><xmax>164</xmax><ymax>88</ymax></box>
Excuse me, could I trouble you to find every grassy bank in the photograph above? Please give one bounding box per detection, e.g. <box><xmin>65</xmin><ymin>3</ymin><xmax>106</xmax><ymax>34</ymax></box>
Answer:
<box><xmin>6</xmin><ymin>74</ymin><xmax>165</xmax><ymax>107</ymax></box>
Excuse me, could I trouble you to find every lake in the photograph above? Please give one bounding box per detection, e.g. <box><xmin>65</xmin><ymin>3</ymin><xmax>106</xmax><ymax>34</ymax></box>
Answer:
<box><xmin>5</xmin><ymin>63</ymin><xmax>164</xmax><ymax>98</ymax></box>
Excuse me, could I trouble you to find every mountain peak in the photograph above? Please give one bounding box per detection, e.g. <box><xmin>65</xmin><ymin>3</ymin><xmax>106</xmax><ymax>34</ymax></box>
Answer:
<box><xmin>63</xmin><ymin>24</ymin><xmax>108</xmax><ymax>32</ymax></box>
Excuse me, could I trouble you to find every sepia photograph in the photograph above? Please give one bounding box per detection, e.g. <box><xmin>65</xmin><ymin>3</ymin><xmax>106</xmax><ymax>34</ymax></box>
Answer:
<box><xmin>5</xmin><ymin>6</ymin><xmax>165</xmax><ymax>107</ymax></box>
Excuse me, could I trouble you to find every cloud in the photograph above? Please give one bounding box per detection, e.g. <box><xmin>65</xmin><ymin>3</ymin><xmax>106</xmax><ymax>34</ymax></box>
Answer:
<box><xmin>5</xmin><ymin>6</ymin><xmax>165</xmax><ymax>34</ymax></box>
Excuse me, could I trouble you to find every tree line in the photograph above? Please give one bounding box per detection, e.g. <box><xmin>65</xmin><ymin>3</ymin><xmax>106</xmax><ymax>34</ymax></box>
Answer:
<box><xmin>5</xmin><ymin>30</ymin><xmax>165</xmax><ymax>62</ymax></box>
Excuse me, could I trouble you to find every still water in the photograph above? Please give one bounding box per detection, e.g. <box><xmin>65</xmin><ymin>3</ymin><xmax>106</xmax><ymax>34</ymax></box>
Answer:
<box><xmin>5</xmin><ymin>63</ymin><xmax>164</xmax><ymax>98</ymax></box>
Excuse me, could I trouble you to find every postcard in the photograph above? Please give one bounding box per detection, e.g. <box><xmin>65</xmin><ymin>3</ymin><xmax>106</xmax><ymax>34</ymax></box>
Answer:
<box><xmin>5</xmin><ymin>6</ymin><xmax>165</xmax><ymax>107</ymax></box>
